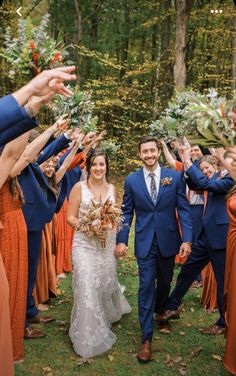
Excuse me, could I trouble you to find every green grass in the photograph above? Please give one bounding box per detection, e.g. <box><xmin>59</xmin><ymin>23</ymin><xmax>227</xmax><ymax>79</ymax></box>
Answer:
<box><xmin>15</xmin><ymin>232</ymin><xmax>230</xmax><ymax>376</ymax></box>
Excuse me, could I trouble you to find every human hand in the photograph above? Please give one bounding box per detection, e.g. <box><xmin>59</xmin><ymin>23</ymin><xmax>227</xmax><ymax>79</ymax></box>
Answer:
<box><xmin>27</xmin><ymin>66</ymin><xmax>76</xmax><ymax>98</ymax></box>
<box><xmin>114</xmin><ymin>243</ymin><xmax>128</xmax><ymax>259</ymax></box>
<box><xmin>179</xmin><ymin>242</ymin><xmax>191</xmax><ymax>259</ymax></box>
<box><xmin>52</xmin><ymin>114</ymin><xmax>70</xmax><ymax>136</ymax></box>
<box><xmin>81</xmin><ymin>132</ymin><xmax>96</xmax><ymax>146</ymax></box>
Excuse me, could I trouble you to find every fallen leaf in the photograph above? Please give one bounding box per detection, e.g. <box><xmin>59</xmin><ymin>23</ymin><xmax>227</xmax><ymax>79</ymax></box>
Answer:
<box><xmin>77</xmin><ymin>358</ymin><xmax>94</xmax><ymax>367</ymax></box>
<box><xmin>42</xmin><ymin>367</ymin><xmax>52</xmax><ymax>373</ymax></box>
<box><xmin>132</xmin><ymin>336</ymin><xmax>137</xmax><ymax>343</ymax></box>
<box><xmin>191</xmin><ymin>347</ymin><xmax>202</xmax><ymax>357</ymax></box>
<box><xmin>57</xmin><ymin>289</ymin><xmax>65</xmax><ymax>295</ymax></box>
<box><xmin>154</xmin><ymin>336</ymin><xmax>161</xmax><ymax>340</ymax></box>
<box><xmin>160</xmin><ymin>328</ymin><xmax>171</xmax><ymax>334</ymax></box>
<box><xmin>108</xmin><ymin>355</ymin><xmax>114</xmax><ymax>362</ymax></box>
<box><xmin>179</xmin><ymin>331</ymin><xmax>185</xmax><ymax>336</ymax></box>
<box><xmin>174</xmin><ymin>356</ymin><xmax>183</xmax><ymax>363</ymax></box>
<box><xmin>187</xmin><ymin>323</ymin><xmax>191</xmax><ymax>327</ymax></box>
<box><xmin>190</xmin><ymin>307</ymin><xmax>195</xmax><ymax>312</ymax></box>
<box><xmin>212</xmin><ymin>354</ymin><xmax>222</xmax><ymax>361</ymax></box>
<box><xmin>56</xmin><ymin>320</ymin><xmax>67</xmax><ymax>326</ymax></box>
<box><xmin>165</xmin><ymin>354</ymin><xmax>174</xmax><ymax>367</ymax></box>
<box><xmin>178</xmin><ymin>367</ymin><xmax>186</xmax><ymax>375</ymax></box>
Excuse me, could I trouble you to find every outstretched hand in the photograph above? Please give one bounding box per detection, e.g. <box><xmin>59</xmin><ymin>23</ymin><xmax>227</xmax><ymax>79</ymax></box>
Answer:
<box><xmin>28</xmin><ymin>66</ymin><xmax>76</xmax><ymax>97</ymax></box>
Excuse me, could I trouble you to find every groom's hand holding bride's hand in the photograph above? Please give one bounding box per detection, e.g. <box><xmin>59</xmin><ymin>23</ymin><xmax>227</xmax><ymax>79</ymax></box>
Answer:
<box><xmin>115</xmin><ymin>243</ymin><xmax>128</xmax><ymax>259</ymax></box>
<box><xmin>178</xmin><ymin>242</ymin><xmax>191</xmax><ymax>259</ymax></box>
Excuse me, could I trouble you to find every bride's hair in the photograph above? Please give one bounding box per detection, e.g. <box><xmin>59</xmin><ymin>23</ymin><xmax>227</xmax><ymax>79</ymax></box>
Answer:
<box><xmin>86</xmin><ymin>148</ymin><xmax>110</xmax><ymax>179</ymax></box>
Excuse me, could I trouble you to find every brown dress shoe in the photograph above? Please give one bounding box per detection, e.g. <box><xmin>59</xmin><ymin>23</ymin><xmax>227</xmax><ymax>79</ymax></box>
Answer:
<box><xmin>29</xmin><ymin>315</ymin><xmax>55</xmax><ymax>324</ymax></box>
<box><xmin>154</xmin><ymin>313</ymin><xmax>168</xmax><ymax>323</ymax></box>
<box><xmin>24</xmin><ymin>326</ymin><xmax>46</xmax><ymax>339</ymax></box>
<box><xmin>162</xmin><ymin>309</ymin><xmax>180</xmax><ymax>320</ymax></box>
<box><xmin>201</xmin><ymin>324</ymin><xmax>225</xmax><ymax>335</ymax></box>
<box><xmin>137</xmin><ymin>340</ymin><xmax>152</xmax><ymax>363</ymax></box>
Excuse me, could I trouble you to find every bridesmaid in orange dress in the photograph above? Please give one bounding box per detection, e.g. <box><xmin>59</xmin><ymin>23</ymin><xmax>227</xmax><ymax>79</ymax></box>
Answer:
<box><xmin>0</xmin><ymin>177</ymin><xmax>28</xmax><ymax>362</ymax></box>
<box><xmin>224</xmin><ymin>189</ymin><xmax>236</xmax><ymax>375</ymax></box>
<box><xmin>0</xmin><ymin>254</ymin><xmax>14</xmax><ymax>375</ymax></box>
<box><xmin>34</xmin><ymin>216</ymin><xmax>58</xmax><ymax>305</ymax></box>
<box><xmin>201</xmin><ymin>263</ymin><xmax>217</xmax><ymax>311</ymax></box>
<box><xmin>55</xmin><ymin>151</ymin><xmax>86</xmax><ymax>277</ymax></box>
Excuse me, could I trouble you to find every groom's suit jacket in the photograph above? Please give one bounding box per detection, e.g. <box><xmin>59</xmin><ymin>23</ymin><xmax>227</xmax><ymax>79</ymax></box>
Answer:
<box><xmin>185</xmin><ymin>164</ymin><xmax>234</xmax><ymax>249</ymax></box>
<box><xmin>117</xmin><ymin>166</ymin><xmax>193</xmax><ymax>258</ymax></box>
<box><xmin>0</xmin><ymin>95</ymin><xmax>37</xmax><ymax>147</ymax></box>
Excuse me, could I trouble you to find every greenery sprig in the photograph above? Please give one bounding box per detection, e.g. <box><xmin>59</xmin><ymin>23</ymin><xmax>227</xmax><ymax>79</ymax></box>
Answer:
<box><xmin>52</xmin><ymin>88</ymin><xmax>98</xmax><ymax>133</ymax></box>
<box><xmin>0</xmin><ymin>13</ymin><xmax>69</xmax><ymax>81</ymax></box>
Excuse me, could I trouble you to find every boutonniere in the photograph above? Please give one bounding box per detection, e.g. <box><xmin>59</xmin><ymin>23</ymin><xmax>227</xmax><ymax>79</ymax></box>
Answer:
<box><xmin>161</xmin><ymin>177</ymin><xmax>173</xmax><ymax>186</ymax></box>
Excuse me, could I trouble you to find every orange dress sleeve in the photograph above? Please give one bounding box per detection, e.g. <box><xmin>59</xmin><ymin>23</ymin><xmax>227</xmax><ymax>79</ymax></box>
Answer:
<box><xmin>67</xmin><ymin>152</ymin><xmax>86</xmax><ymax>171</ymax></box>
<box><xmin>175</xmin><ymin>160</ymin><xmax>183</xmax><ymax>172</ymax></box>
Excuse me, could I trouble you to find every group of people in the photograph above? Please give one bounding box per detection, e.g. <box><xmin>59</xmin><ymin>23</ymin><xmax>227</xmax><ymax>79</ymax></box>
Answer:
<box><xmin>1</xmin><ymin>66</ymin><xmax>236</xmax><ymax>376</ymax></box>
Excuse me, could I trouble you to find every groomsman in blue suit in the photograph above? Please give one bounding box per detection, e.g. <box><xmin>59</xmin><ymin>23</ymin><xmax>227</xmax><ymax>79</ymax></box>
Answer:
<box><xmin>19</xmin><ymin>132</ymin><xmax>74</xmax><ymax>339</ymax></box>
<box><xmin>162</xmin><ymin>149</ymin><xmax>234</xmax><ymax>335</ymax></box>
<box><xmin>115</xmin><ymin>136</ymin><xmax>193</xmax><ymax>363</ymax></box>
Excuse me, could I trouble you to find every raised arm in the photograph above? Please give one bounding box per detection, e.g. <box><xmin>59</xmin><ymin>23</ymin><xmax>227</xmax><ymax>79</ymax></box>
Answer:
<box><xmin>55</xmin><ymin>134</ymin><xmax>85</xmax><ymax>183</ymax></box>
<box><xmin>12</xmin><ymin>66</ymin><xmax>76</xmax><ymax>106</ymax></box>
<box><xmin>10</xmin><ymin>115</ymin><xmax>68</xmax><ymax>177</ymax></box>
<box><xmin>0</xmin><ymin>131</ymin><xmax>30</xmax><ymax>189</ymax></box>
<box><xmin>160</xmin><ymin>139</ymin><xmax>177</xmax><ymax>169</ymax></box>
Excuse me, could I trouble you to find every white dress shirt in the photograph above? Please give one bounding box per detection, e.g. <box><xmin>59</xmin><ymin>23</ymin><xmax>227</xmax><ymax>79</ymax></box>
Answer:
<box><xmin>143</xmin><ymin>164</ymin><xmax>161</xmax><ymax>199</ymax></box>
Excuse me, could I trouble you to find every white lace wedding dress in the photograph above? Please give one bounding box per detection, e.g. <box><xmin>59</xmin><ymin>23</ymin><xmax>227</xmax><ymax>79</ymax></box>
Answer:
<box><xmin>69</xmin><ymin>181</ymin><xmax>131</xmax><ymax>358</ymax></box>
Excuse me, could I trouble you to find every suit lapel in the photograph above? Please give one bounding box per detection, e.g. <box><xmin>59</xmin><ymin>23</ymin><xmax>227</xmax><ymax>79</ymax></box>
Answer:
<box><xmin>137</xmin><ymin>168</ymin><xmax>154</xmax><ymax>206</ymax></box>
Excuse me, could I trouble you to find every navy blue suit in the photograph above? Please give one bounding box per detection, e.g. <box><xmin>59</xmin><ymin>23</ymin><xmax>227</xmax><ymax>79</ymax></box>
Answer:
<box><xmin>19</xmin><ymin>135</ymin><xmax>70</xmax><ymax>324</ymax></box>
<box><xmin>165</xmin><ymin>164</ymin><xmax>234</xmax><ymax>327</ymax></box>
<box><xmin>117</xmin><ymin>167</ymin><xmax>192</xmax><ymax>342</ymax></box>
<box><xmin>0</xmin><ymin>95</ymin><xmax>38</xmax><ymax>147</ymax></box>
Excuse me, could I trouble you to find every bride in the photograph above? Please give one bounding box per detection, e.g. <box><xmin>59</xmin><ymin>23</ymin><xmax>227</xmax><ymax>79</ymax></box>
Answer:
<box><xmin>67</xmin><ymin>148</ymin><xmax>131</xmax><ymax>358</ymax></box>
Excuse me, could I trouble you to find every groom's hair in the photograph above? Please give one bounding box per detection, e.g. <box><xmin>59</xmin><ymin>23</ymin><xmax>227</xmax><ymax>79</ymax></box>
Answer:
<box><xmin>138</xmin><ymin>136</ymin><xmax>160</xmax><ymax>151</ymax></box>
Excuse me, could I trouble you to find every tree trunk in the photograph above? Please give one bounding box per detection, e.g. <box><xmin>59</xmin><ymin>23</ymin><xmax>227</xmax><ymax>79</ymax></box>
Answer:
<box><xmin>154</xmin><ymin>0</ymin><xmax>173</xmax><ymax>113</ymax></box>
<box><xmin>120</xmin><ymin>2</ymin><xmax>130</xmax><ymax>79</ymax></box>
<box><xmin>74</xmin><ymin>0</ymin><xmax>82</xmax><ymax>43</ymax></box>
<box><xmin>174</xmin><ymin>0</ymin><xmax>193</xmax><ymax>91</ymax></box>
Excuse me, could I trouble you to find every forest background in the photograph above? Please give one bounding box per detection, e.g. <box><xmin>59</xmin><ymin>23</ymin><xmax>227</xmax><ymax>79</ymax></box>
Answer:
<box><xmin>0</xmin><ymin>0</ymin><xmax>235</xmax><ymax>174</ymax></box>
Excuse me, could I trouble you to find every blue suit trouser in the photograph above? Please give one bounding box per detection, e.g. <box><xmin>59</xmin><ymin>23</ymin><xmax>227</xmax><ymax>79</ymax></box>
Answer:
<box><xmin>165</xmin><ymin>230</ymin><xmax>226</xmax><ymax>327</ymax></box>
<box><xmin>137</xmin><ymin>234</ymin><xmax>175</xmax><ymax>342</ymax></box>
<box><xmin>25</xmin><ymin>230</ymin><xmax>42</xmax><ymax>326</ymax></box>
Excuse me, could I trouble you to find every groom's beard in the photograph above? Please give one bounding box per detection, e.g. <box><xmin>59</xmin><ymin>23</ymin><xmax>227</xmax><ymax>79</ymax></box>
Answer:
<box><xmin>141</xmin><ymin>156</ymin><xmax>159</xmax><ymax>168</ymax></box>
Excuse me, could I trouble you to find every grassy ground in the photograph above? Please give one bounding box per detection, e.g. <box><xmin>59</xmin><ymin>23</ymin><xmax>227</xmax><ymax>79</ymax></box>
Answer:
<box><xmin>15</xmin><ymin>232</ymin><xmax>230</xmax><ymax>376</ymax></box>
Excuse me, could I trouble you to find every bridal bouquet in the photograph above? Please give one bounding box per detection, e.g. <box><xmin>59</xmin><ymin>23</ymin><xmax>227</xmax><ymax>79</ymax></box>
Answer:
<box><xmin>75</xmin><ymin>198</ymin><xmax>123</xmax><ymax>248</ymax></box>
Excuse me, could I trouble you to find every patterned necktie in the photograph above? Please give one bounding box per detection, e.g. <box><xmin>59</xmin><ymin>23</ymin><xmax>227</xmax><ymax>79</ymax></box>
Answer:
<box><xmin>149</xmin><ymin>172</ymin><xmax>157</xmax><ymax>204</ymax></box>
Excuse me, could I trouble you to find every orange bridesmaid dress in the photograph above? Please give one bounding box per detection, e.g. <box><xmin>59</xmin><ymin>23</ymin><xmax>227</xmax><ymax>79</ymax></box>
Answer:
<box><xmin>201</xmin><ymin>263</ymin><xmax>217</xmax><ymax>311</ymax></box>
<box><xmin>34</xmin><ymin>217</ymin><xmax>57</xmax><ymax>305</ymax></box>
<box><xmin>55</xmin><ymin>152</ymin><xmax>85</xmax><ymax>276</ymax></box>
<box><xmin>0</xmin><ymin>254</ymin><xmax>14</xmax><ymax>375</ymax></box>
<box><xmin>56</xmin><ymin>199</ymin><xmax>73</xmax><ymax>275</ymax></box>
<box><xmin>0</xmin><ymin>179</ymin><xmax>28</xmax><ymax>361</ymax></box>
<box><xmin>224</xmin><ymin>193</ymin><xmax>236</xmax><ymax>375</ymax></box>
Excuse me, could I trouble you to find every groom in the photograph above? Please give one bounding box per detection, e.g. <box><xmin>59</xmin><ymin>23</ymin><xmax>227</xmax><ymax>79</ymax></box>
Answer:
<box><xmin>115</xmin><ymin>136</ymin><xmax>193</xmax><ymax>363</ymax></box>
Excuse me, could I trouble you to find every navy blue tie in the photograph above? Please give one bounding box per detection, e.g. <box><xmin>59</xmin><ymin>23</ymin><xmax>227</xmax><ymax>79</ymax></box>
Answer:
<box><xmin>149</xmin><ymin>172</ymin><xmax>157</xmax><ymax>204</ymax></box>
